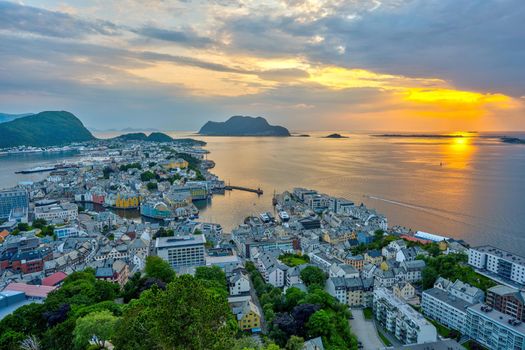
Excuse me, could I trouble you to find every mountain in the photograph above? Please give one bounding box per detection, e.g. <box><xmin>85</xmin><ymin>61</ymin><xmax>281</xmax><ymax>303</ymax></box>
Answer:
<box><xmin>113</xmin><ymin>132</ymin><xmax>174</xmax><ymax>142</ymax></box>
<box><xmin>0</xmin><ymin>111</ymin><xmax>95</xmax><ymax>148</ymax></box>
<box><xmin>0</xmin><ymin>113</ymin><xmax>34</xmax><ymax>124</ymax></box>
<box><xmin>198</xmin><ymin>116</ymin><xmax>290</xmax><ymax>136</ymax></box>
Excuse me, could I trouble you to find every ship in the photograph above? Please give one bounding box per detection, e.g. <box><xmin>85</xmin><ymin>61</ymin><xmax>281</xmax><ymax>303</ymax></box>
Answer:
<box><xmin>15</xmin><ymin>166</ymin><xmax>56</xmax><ymax>174</ymax></box>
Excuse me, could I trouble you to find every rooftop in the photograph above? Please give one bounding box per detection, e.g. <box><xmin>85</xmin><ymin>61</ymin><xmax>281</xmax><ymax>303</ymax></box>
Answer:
<box><xmin>3</xmin><ymin>283</ymin><xmax>57</xmax><ymax>299</ymax></box>
<box><xmin>155</xmin><ymin>234</ymin><xmax>206</xmax><ymax>248</ymax></box>
<box><xmin>472</xmin><ymin>245</ymin><xmax>525</xmax><ymax>266</ymax></box>
<box><xmin>469</xmin><ymin>303</ymin><xmax>525</xmax><ymax>333</ymax></box>
<box><xmin>423</xmin><ymin>288</ymin><xmax>474</xmax><ymax>312</ymax></box>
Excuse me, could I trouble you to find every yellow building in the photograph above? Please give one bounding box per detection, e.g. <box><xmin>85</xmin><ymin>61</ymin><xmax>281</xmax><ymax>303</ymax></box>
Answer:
<box><xmin>322</xmin><ymin>230</ymin><xmax>354</xmax><ymax>245</ymax></box>
<box><xmin>115</xmin><ymin>193</ymin><xmax>142</xmax><ymax>208</ymax></box>
<box><xmin>162</xmin><ymin>158</ymin><xmax>189</xmax><ymax>170</ymax></box>
<box><xmin>234</xmin><ymin>300</ymin><xmax>261</xmax><ymax>331</ymax></box>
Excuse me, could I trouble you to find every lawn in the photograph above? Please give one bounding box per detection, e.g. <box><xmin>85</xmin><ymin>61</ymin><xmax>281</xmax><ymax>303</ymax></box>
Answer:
<box><xmin>278</xmin><ymin>253</ymin><xmax>310</xmax><ymax>267</ymax></box>
<box><xmin>363</xmin><ymin>307</ymin><xmax>373</xmax><ymax>320</ymax></box>
<box><xmin>378</xmin><ymin>331</ymin><xmax>392</xmax><ymax>346</ymax></box>
<box><xmin>463</xmin><ymin>340</ymin><xmax>488</xmax><ymax>350</ymax></box>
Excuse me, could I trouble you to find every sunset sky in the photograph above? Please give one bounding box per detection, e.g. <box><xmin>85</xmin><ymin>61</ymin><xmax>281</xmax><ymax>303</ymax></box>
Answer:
<box><xmin>0</xmin><ymin>0</ymin><xmax>524</xmax><ymax>131</ymax></box>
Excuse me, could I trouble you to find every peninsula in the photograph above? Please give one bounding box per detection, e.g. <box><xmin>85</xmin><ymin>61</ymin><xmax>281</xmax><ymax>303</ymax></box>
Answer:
<box><xmin>198</xmin><ymin>116</ymin><xmax>290</xmax><ymax>136</ymax></box>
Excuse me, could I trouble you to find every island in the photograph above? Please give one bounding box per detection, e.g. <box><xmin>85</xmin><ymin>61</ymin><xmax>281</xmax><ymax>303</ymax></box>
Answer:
<box><xmin>113</xmin><ymin>132</ymin><xmax>173</xmax><ymax>142</ymax></box>
<box><xmin>324</xmin><ymin>133</ymin><xmax>348</xmax><ymax>138</ymax></box>
<box><xmin>198</xmin><ymin>116</ymin><xmax>290</xmax><ymax>136</ymax></box>
<box><xmin>0</xmin><ymin>111</ymin><xmax>95</xmax><ymax>148</ymax></box>
<box><xmin>501</xmin><ymin>137</ymin><xmax>525</xmax><ymax>144</ymax></box>
<box><xmin>0</xmin><ymin>112</ymin><xmax>33</xmax><ymax>124</ymax></box>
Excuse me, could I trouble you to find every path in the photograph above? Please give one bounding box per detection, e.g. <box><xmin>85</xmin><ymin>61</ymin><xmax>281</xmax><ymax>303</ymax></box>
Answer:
<box><xmin>349</xmin><ymin>309</ymin><xmax>384</xmax><ymax>350</ymax></box>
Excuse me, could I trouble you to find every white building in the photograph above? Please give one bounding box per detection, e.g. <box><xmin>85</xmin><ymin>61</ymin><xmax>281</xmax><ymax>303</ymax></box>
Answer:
<box><xmin>467</xmin><ymin>303</ymin><xmax>525</xmax><ymax>350</ymax></box>
<box><xmin>34</xmin><ymin>203</ymin><xmax>78</xmax><ymax>222</ymax></box>
<box><xmin>468</xmin><ymin>246</ymin><xmax>525</xmax><ymax>286</ymax></box>
<box><xmin>154</xmin><ymin>235</ymin><xmax>206</xmax><ymax>269</ymax></box>
<box><xmin>421</xmin><ymin>288</ymin><xmax>473</xmax><ymax>334</ymax></box>
<box><xmin>373</xmin><ymin>288</ymin><xmax>437</xmax><ymax>345</ymax></box>
<box><xmin>229</xmin><ymin>271</ymin><xmax>251</xmax><ymax>296</ymax></box>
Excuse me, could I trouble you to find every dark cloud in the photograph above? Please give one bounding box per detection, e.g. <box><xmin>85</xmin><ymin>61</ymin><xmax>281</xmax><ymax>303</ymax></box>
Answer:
<box><xmin>0</xmin><ymin>1</ymin><xmax>119</xmax><ymax>38</ymax></box>
<box><xmin>133</xmin><ymin>26</ymin><xmax>214</xmax><ymax>47</ymax></box>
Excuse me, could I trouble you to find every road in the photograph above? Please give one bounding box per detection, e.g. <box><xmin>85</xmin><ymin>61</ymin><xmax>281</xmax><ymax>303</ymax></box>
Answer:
<box><xmin>349</xmin><ymin>309</ymin><xmax>385</xmax><ymax>350</ymax></box>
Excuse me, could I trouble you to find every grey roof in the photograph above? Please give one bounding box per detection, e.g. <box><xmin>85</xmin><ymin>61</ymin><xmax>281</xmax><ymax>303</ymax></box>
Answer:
<box><xmin>469</xmin><ymin>303</ymin><xmax>525</xmax><ymax>333</ymax></box>
<box><xmin>423</xmin><ymin>288</ymin><xmax>473</xmax><ymax>312</ymax></box>
<box><xmin>155</xmin><ymin>234</ymin><xmax>205</xmax><ymax>248</ymax></box>
<box><xmin>387</xmin><ymin>339</ymin><xmax>463</xmax><ymax>350</ymax></box>
<box><xmin>303</xmin><ymin>336</ymin><xmax>324</xmax><ymax>350</ymax></box>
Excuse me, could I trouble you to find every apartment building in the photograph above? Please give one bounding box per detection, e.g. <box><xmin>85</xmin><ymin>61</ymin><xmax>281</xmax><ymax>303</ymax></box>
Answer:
<box><xmin>468</xmin><ymin>246</ymin><xmax>525</xmax><ymax>286</ymax></box>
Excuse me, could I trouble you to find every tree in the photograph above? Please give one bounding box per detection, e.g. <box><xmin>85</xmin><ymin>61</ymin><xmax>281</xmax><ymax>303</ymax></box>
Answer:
<box><xmin>195</xmin><ymin>266</ymin><xmax>228</xmax><ymax>292</ymax></box>
<box><xmin>140</xmin><ymin>171</ymin><xmax>155</xmax><ymax>182</ymax></box>
<box><xmin>113</xmin><ymin>275</ymin><xmax>236</xmax><ymax>350</ymax></box>
<box><xmin>286</xmin><ymin>336</ymin><xmax>304</xmax><ymax>350</ymax></box>
<box><xmin>144</xmin><ymin>256</ymin><xmax>175</xmax><ymax>283</ymax></box>
<box><xmin>300</xmin><ymin>266</ymin><xmax>327</xmax><ymax>287</ymax></box>
<box><xmin>73</xmin><ymin>310</ymin><xmax>119</xmax><ymax>349</ymax></box>
<box><xmin>284</xmin><ymin>287</ymin><xmax>306</xmax><ymax>311</ymax></box>
<box><xmin>306</xmin><ymin>310</ymin><xmax>332</xmax><ymax>338</ymax></box>
<box><xmin>146</xmin><ymin>182</ymin><xmax>158</xmax><ymax>190</ymax></box>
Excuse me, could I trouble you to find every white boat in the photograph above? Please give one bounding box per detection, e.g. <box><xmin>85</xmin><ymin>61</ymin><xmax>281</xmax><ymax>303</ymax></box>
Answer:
<box><xmin>278</xmin><ymin>210</ymin><xmax>290</xmax><ymax>222</ymax></box>
<box><xmin>260</xmin><ymin>212</ymin><xmax>270</xmax><ymax>223</ymax></box>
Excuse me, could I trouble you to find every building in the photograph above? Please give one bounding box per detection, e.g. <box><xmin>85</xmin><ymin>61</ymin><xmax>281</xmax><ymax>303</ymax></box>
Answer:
<box><xmin>383</xmin><ymin>339</ymin><xmax>463</xmax><ymax>350</ymax></box>
<box><xmin>421</xmin><ymin>287</ymin><xmax>473</xmax><ymax>334</ymax></box>
<box><xmin>393</xmin><ymin>282</ymin><xmax>416</xmax><ymax>302</ymax></box>
<box><xmin>486</xmin><ymin>285</ymin><xmax>525</xmax><ymax>321</ymax></box>
<box><xmin>400</xmin><ymin>260</ymin><xmax>426</xmax><ymax>283</ymax></box>
<box><xmin>0</xmin><ymin>188</ymin><xmax>28</xmax><ymax>220</ymax></box>
<box><xmin>54</xmin><ymin>226</ymin><xmax>79</xmax><ymax>239</ymax></box>
<box><xmin>34</xmin><ymin>203</ymin><xmax>78</xmax><ymax>222</ymax></box>
<box><xmin>3</xmin><ymin>283</ymin><xmax>57</xmax><ymax>300</ymax></box>
<box><xmin>231</xmin><ymin>300</ymin><xmax>261</xmax><ymax>332</ymax></box>
<box><xmin>114</xmin><ymin>193</ymin><xmax>141</xmax><ymax>209</ymax></box>
<box><xmin>466</xmin><ymin>303</ymin><xmax>525</xmax><ymax>350</ymax></box>
<box><xmin>229</xmin><ymin>271</ymin><xmax>251</xmax><ymax>296</ymax></box>
<box><xmin>303</xmin><ymin>337</ymin><xmax>324</xmax><ymax>350</ymax></box>
<box><xmin>373</xmin><ymin>288</ymin><xmax>437</xmax><ymax>345</ymax></box>
<box><xmin>140</xmin><ymin>201</ymin><xmax>172</xmax><ymax>219</ymax></box>
<box><xmin>155</xmin><ymin>235</ymin><xmax>206</xmax><ymax>269</ymax></box>
<box><xmin>326</xmin><ymin>277</ymin><xmax>374</xmax><ymax>307</ymax></box>
<box><xmin>42</xmin><ymin>271</ymin><xmax>68</xmax><ymax>287</ymax></box>
<box><xmin>468</xmin><ymin>246</ymin><xmax>525</xmax><ymax>286</ymax></box>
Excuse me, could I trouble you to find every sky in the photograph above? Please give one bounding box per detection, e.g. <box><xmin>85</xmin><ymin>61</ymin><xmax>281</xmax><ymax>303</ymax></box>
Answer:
<box><xmin>0</xmin><ymin>0</ymin><xmax>524</xmax><ymax>131</ymax></box>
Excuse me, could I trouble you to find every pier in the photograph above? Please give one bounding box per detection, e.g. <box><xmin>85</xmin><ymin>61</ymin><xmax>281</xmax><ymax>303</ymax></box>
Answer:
<box><xmin>225</xmin><ymin>185</ymin><xmax>263</xmax><ymax>195</ymax></box>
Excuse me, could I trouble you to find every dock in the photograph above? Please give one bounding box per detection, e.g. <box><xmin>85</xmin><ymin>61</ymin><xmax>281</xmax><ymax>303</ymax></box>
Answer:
<box><xmin>225</xmin><ymin>185</ymin><xmax>263</xmax><ymax>195</ymax></box>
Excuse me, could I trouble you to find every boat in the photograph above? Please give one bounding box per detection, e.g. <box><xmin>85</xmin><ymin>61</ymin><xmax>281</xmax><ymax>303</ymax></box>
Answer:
<box><xmin>260</xmin><ymin>212</ymin><xmax>270</xmax><ymax>223</ymax></box>
<box><xmin>15</xmin><ymin>166</ymin><xmax>56</xmax><ymax>174</ymax></box>
<box><xmin>278</xmin><ymin>210</ymin><xmax>290</xmax><ymax>222</ymax></box>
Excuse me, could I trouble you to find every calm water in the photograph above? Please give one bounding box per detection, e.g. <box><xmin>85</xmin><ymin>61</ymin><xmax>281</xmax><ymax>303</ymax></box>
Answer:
<box><xmin>1</xmin><ymin>132</ymin><xmax>524</xmax><ymax>254</ymax></box>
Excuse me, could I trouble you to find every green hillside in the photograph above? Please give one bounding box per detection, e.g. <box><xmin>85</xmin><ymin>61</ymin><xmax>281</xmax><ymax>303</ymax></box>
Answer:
<box><xmin>0</xmin><ymin>111</ymin><xmax>95</xmax><ymax>148</ymax></box>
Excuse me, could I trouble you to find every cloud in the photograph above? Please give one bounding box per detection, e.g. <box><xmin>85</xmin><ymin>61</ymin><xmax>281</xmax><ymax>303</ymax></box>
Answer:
<box><xmin>0</xmin><ymin>1</ymin><xmax>119</xmax><ymax>38</ymax></box>
<box><xmin>132</xmin><ymin>25</ymin><xmax>214</xmax><ymax>47</ymax></box>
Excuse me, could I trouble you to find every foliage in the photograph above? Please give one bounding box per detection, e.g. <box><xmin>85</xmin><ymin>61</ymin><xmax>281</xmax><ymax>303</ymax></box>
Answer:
<box><xmin>103</xmin><ymin>166</ymin><xmax>114</xmax><ymax>179</ymax></box>
<box><xmin>119</xmin><ymin>162</ymin><xmax>142</xmax><ymax>171</ymax></box>
<box><xmin>73</xmin><ymin>310</ymin><xmax>118</xmax><ymax>350</ymax></box>
<box><xmin>140</xmin><ymin>170</ymin><xmax>156</xmax><ymax>182</ymax></box>
<box><xmin>378</xmin><ymin>331</ymin><xmax>392</xmax><ymax>346</ymax></box>
<box><xmin>418</xmin><ymin>253</ymin><xmax>496</xmax><ymax>291</ymax></box>
<box><xmin>363</xmin><ymin>307</ymin><xmax>373</xmax><ymax>320</ymax></box>
<box><xmin>195</xmin><ymin>266</ymin><xmax>228</xmax><ymax>293</ymax></box>
<box><xmin>144</xmin><ymin>256</ymin><xmax>175</xmax><ymax>283</ymax></box>
<box><xmin>0</xmin><ymin>269</ymin><xmax>120</xmax><ymax>350</ymax></box>
<box><xmin>278</xmin><ymin>253</ymin><xmax>310</xmax><ymax>267</ymax></box>
<box><xmin>299</xmin><ymin>266</ymin><xmax>327</xmax><ymax>287</ymax></box>
<box><xmin>146</xmin><ymin>181</ymin><xmax>158</xmax><ymax>190</ymax></box>
<box><xmin>153</xmin><ymin>227</ymin><xmax>174</xmax><ymax>238</ymax></box>
<box><xmin>351</xmin><ymin>232</ymin><xmax>397</xmax><ymax>255</ymax></box>
<box><xmin>0</xmin><ymin>111</ymin><xmax>95</xmax><ymax>148</ymax></box>
<box><xmin>113</xmin><ymin>275</ymin><xmax>236</xmax><ymax>350</ymax></box>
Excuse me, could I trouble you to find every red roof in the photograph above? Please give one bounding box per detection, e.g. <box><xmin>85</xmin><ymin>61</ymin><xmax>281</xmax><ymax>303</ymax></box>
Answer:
<box><xmin>3</xmin><ymin>283</ymin><xmax>57</xmax><ymax>298</ymax></box>
<box><xmin>42</xmin><ymin>271</ymin><xmax>68</xmax><ymax>286</ymax></box>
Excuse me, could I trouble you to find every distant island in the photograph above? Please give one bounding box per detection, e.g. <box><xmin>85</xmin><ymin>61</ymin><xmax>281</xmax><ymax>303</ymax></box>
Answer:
<box><xmin>0</xmin><ymin>112</ymin><xmax>34</xmax><ymax>124</ymax></box>
<box><xmin>501</xmin><ymin>136</ymin><xmax>525</xmax><ymax>144</ymax></box>
<box><xmin>324</xmin><ymin>133</ymin><xmax>348</xmax><ymax>138</ymax></box>
<box><xmin>0</xmin><ymin>111</ymin><xmax>95</xmax><ymax>148</ymax></box>
<box><xmin>198</xmin><ymin>116</ymin><xmax>290</xmax><ymax>136</ymax></box>
<box><xmin>113</xmin><ymin>132</ymin><xmax>174</xmax><ymax>143</ymax></box>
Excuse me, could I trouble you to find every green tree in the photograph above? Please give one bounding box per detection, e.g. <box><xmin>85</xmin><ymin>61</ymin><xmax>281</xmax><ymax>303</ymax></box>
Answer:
<box><xmin>73</xmin><ymin>310</ymin><xmax>119</xmax><ymax>349</ymax></box>
<box><xmin>286</xmin><ymin>336</ymin><xmax>304</xmax><ymax>350</ymax></box>
<box><xmin>140</xmin><ymin>171</ymin><xmax>155</xmax><ymax>182</ymax></box>
<box><xmin>300</xmin><ymin>266</ymin><xmax>327</xmax><ymax>287</ymax></box>
<box><xmin>306</xmin><ymin>310</ymin><xmax>332</xmax><ymax>338</ymax></box>
<box><xmin>114</xmin><ymin>275</ymin><xmax>236</xmax><ymax>350</ymax></box>
<box><xmin>195</xmin><ymin>266</ymin><xmax>228</xmax><ymax>292</ymax></box>
<box><xmin>146</xmin><ymin>182</ymin><xmax>158</xmax><ymax>190</ymax></box>
<box><xmin>144</xmin><ymin>256</ymin><xmax>175</xmax><ymax>283</ymax></box>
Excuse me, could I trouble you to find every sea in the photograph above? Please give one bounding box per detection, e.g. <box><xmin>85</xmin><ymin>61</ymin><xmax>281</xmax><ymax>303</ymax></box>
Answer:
<box><xmin>1</xmin><ymin>131</ymin><xmax>524</xmax><ymax>254</ymax></box>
